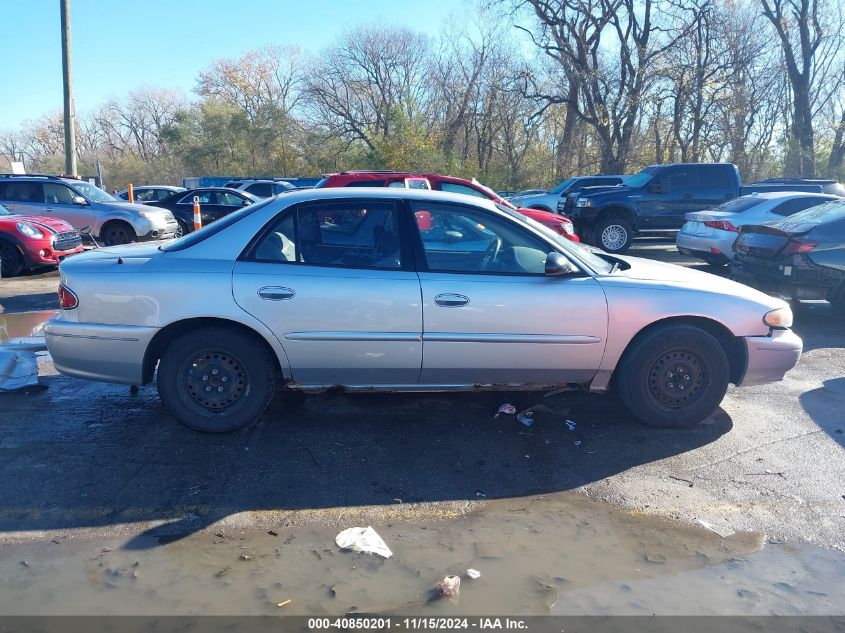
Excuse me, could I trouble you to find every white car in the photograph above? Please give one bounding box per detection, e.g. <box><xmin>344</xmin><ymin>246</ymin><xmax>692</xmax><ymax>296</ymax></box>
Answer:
<box><xmin>677</xmin><ymin>192</ymin><xmax>838</xmax><ymax>265</ymax></box>
<box><xmin>46</xmin><ymin>188</ymin><xmax>801</xmax><ymax>433</ymax></box>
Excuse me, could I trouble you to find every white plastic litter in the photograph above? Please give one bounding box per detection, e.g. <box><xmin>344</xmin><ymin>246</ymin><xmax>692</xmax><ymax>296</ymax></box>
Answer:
<box><xmin>335</xmin><ymin>526</ymin><xmax>393</xmax><ymax>558</ymax></box>
<box><xmin>495</xmin><ymin>403</ymin><xmax>516</xmax><ymax>417</ymax></box>
<box><xmin>0</xmin><ymin>345</ymin><xmax>44</xmax><ymax>391</ymax></box>
<box><xmin>517</xmin><ymin>410</ymin><xmax>534</xmax><ymax>426</ymax></box>
<box><xmin>565</xmin><ymin>419</ymin><xmax>576</xmax><ymax>431</ymax></box>
<box><xmin>697</xmin><ymin>519</ymin><xmax>735</xmax><ymax>538</ymax></box>
<box><xmin>466</xmin><ymin>568</ymin><xmax>481</xmax><ymax>579</ymax></box>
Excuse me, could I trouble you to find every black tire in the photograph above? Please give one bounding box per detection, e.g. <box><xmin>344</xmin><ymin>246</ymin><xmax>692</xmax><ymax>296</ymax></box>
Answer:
<box><xmin>101</xmin><ymin>222</ymin><xmax>137</xmax><ymax>246</ymax></box>
<box><xmin>156</xmin><ymin>327</ymin><xmax>276</xmax><ymax>432</ymax></box>
<box><xmin>174</xmin><ymin>219</ymin><xmax>190</xmax><ymax>238</ymax></box>
<box><xmin>593</xmin><ymin>215</ymin><xmax>634</xmax><ymax>253</ymax></box>
<box><xmin>0</xmin><ymin>239</ymin><xmax>24</xmax><ymax>277</ymax></box>
<box><xmin>617</xmin><ymin>324</ymin><xmax>730</xmax><ymax>428</ymax></box>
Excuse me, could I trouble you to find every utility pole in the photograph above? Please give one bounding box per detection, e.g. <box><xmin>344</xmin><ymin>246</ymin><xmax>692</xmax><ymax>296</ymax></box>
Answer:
<box><xmin>60</xmin><ymin>0</ymin><xmax>77</xmax><ymax>177</ymax></box>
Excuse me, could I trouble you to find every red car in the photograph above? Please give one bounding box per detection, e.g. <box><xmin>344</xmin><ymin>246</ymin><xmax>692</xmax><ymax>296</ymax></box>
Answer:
<box><xmin>316</xmin><ymin>171</ymin><xmax>580</xmax><ymax>242</ymax></box>
<box><xmin>0</xmin><ymin>203</ymin><xmax>84</xmax><ymax>277</ymax></box>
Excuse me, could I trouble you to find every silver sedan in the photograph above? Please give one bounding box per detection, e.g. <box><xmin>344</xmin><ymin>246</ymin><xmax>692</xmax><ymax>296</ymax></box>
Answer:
<box><xmin>46</xmin><ymin>188</ymin><xmax>802</xmax><ymax>432</ymax></box>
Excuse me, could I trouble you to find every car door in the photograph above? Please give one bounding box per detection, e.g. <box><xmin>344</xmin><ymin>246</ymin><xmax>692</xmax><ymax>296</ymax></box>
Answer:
<box><xmin>41</xmin><ymin>182</ymin><xmax>96</xmax><ymax>229</ymax></box>
<box><xmin>644</xmin><ymin>168</ymin><xmax>699</xmax><ymax>228</ymax></box>
<box><xmin>409</xmin><ymin>201</ymin><xmax>608</xmax><ymax>385</ymax></box>
<box><xmin>232</xmin><ymin>198</ymin><xmax>423</xmax><ymax>386</ymax></box>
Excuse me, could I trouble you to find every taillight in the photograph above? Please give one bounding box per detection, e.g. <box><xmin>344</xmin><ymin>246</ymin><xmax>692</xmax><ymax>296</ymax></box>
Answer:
<box><xmin>704</xmin><ymin>220</ymin><xmax>738</xmax><ymax>232</ymax></box>
<box><xmin>58</xmin><ymin>283</ymin><xmax>78</xmax><ymax>310</ymax></box>
<box><xmin>781</xmin><ymin>239</ymin><xmax>818</xmax><ymax>256</ymax></box>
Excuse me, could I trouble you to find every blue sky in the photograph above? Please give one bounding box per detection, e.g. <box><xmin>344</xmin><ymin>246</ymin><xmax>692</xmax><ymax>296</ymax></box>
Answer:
<box><xmin>0</xmin><ymin>0</ymin><xmax>463</xmax><ymax>129</ymax></box>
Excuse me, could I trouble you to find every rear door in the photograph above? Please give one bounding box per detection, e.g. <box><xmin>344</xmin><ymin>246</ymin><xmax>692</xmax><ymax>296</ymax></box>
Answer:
<box><xmin>409</xmin><ymin>201</ymin><xmax>608</xmax><ymax>385</ymax></box>
<box><xmin>232</xmin><ymin>198</ymin><xmax>423</xmax><ymax>386</ymax></box>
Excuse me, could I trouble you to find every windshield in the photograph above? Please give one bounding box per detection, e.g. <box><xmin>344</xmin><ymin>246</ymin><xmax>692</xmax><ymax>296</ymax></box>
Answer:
<box><xmin>548</xmin><ymin>178</ymin><xmax>577</xmax><ymax>195</ymax></box>
<box><xmin>495</xmin><ymin>204</ymin><xmax>614</xmax><ymax>274</ymax></box>
<box><xmin>623</xmin><ymin>166</ymin><xmax>659</xmax><ymax>189</ymax></box>
<box><xmin>314</xmin><ymin>178</ymin><xmax>328</xmax><ymax>188</ymax></box>
<box><xmin>69</xmin><ymin>181</ymin><xmax>117</xmax><ymax>203</ymax></box>
<box><xmin>161</xmin><ymin>197</ymin><xmax>274</xmax><ymax>252</ymax></box>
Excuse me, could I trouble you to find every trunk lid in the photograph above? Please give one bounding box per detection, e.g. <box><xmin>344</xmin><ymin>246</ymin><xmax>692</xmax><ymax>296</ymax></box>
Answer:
<box><xmin>733</xmin><ymin>224</ymin><xmax>802</xmax><ymax>259</ymax></box>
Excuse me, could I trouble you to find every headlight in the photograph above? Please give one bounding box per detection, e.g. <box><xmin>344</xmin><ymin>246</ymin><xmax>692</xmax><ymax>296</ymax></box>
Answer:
<box><xmin>764</xmin><ymin>306</ymin><xmax>793</xmax><ymax>329</ymax></box>
<box><xmin>575</xmin><ymin>198</ymin><xmax>592</xmax><ymax>207</ymax></box>
<box><xmin>16</xmin><ymin>222</ymin><xmax>43</xmax><ymax>239</ymax></box>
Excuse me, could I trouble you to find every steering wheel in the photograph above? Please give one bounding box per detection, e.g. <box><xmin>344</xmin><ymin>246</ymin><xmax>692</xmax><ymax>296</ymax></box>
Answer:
<box><xmin>480</xmin><ymin>236</ymin><xmax>503</xmax><ymax>271</ymax></box>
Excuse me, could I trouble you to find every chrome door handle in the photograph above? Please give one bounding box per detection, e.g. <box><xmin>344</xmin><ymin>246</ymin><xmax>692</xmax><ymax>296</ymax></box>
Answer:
<box><xmin>434</xmin><ymin>293</ymin><xmax>469</xmax><ymax>307</ymax></box>
<box><xmin>258</xmin><ymin>286</ymin><xmax>295</xmax><ymax>301</ymax></box>
<box><xmin>43</xmin><ymin>208</ymin><xmax>54</xmax><ymax>212</ymax></box>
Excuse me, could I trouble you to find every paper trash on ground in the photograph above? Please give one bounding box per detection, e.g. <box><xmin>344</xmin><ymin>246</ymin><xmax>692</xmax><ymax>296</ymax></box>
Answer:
<box><xmin>335</xmin><ymin>526</ymin><xmax>393</xmax><ymax>558</ymax></box>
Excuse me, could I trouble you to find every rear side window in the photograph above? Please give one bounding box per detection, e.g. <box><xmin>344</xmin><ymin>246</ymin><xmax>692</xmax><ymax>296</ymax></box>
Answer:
<box><xmin>714</xmin><ymin>197</ymin><xmax>765</xmax><ymax>213</ymax></box>
<box><xmin>246</xmin><ymin>183</ymin><xmax>272</xmax><ymax>197</ymax></box>
<box><xmin>248</xmin><ymin>201</ymin><xmax>403</xmax><ymax>269</ymax></box>
<box><xmin>780</xmin><ymin>200</ymin><xmax>845</xmax><ymax>226</ymax></box>
<box><xmin>0</xmin><ymin>181</ymin><xmax>41</xmax><ymax>202</ymax></box>
<box><xmin>770</xmin><ymin>197</ymin><xmax>829</xmax><ymax>217</ymax></box>
<box><xmin>699</xmin><ymin>166</ymin><xmax>734</xmax><ymax>189</ymax></box>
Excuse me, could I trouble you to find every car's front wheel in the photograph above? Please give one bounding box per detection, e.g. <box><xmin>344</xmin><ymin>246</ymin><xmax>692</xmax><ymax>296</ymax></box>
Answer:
<box><xmin>593</xmin><ymin>216</ymin><xmax>633</xmax><ymax>253</ymax></box>
<box><xmin>617</xmin><ymin>324</ymin><xmax>730</xmax><ymax>428</ymax></box>
<box><xmin>0</xmin><ymin>239</ymin><xmax>24</xmax><ymax>277</ymax></box>
<box><xmin>157</xmin><ymin>326</ymin><xmax>276</xmax><ymax>432</ymax></box>
<box><xmin>101</xmin><ymin>222</ymin><xmax>137</xmax><ymax>246</ymax></box>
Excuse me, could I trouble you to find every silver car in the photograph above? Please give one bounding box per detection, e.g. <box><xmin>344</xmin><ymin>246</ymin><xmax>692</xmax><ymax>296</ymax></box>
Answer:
<box><xmin>677</xmin><ymin>192</ymin><xmax>839</xmax><ymax>265</ymax></box>
<box><xmin>46</xmin><ymin>188</ymin><xmax>802</xmax><ymax>433</ymax></box>
<box><xmin>0</xmin><ymin>175</ymin><xmax>179</xmax><ymax>246</ymax></box>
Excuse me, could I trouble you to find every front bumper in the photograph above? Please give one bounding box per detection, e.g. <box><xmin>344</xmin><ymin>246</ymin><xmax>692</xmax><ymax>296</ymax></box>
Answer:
<box><xmin>45</xmin><ymin>318</ymin><xmax>158</xmax><ymax>385</ymax></box>
<box><xmin>736</xmin><ymin>329</ymin><xmax>802</xmax><ymax>387</ymax></box>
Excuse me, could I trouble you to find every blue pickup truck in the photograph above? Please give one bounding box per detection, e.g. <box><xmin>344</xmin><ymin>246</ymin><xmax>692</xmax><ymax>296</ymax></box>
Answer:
<box><xmin>566</xmin><ymin>163</ymin><xmax>827</xmax><ymax>253</ymax></box>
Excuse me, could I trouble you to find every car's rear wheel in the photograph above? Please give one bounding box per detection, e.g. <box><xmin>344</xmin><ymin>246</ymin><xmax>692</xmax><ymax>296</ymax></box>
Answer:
<box><xmin>0</xmin><ymin>240</ymin><xmax>24</xmax><ymax>277</ymax></box>
<box><xmin>101</xmin><ymin>222</ymin><xmax>136</xmax><ymax>246</ymax></box>
<box><xmin>617</xmin><ymin>324</ymin><xmax>730</xmax><ymax>428</ymax></box>
<box><xmin>157</xmin><ymin>327</ymin><xmax>276</xmax><ymax>432</ymax></box>
<box><xmin>174</xmin><ymin>219</ymin><xmax>190</xmax><ymax>238</ymax></box>
<box><xmin>593</xmin><ymin>216</ymin><xmax>633</xmax><ymax>253</ymax></box>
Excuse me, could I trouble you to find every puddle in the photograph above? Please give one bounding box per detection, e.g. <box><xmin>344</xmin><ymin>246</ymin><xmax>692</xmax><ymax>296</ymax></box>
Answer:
<box><xmin>0</xmin><ymin>310</ymin><xmax>56</xmax><ymax>342</ymax></box>
<box><xmin>0</xmin><ymin>494</ymin><xmax>842</xmax><ymax>616</ymax></box>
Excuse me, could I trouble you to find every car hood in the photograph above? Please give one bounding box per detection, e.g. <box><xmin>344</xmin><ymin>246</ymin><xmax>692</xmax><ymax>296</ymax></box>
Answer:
<box><xmin>0</xmin><ymin>215</ymin><xmax>75</xmax><ymax>234</ymax></box>
<box><xmin>106</xmin><ymin>201</ymin><xmax>169</xmax><ymax>214</ymax></box>
<box><xmin>612</xmin><ymin>254</ymin><xmax>784</xmax><ymax>307</ymax></box>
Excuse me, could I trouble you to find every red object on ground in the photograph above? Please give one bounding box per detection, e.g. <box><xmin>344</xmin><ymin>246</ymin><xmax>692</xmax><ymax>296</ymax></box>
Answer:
<box><xmin>318</xmin><ymin>171</ymin><xmax>580</xmax><ymax>242</ymax></box>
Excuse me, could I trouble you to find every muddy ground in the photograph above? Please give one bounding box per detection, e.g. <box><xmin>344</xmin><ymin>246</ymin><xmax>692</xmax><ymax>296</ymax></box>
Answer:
<box><xmin>0</xmin><ymin>238</ymin><xmax>843</xmax><ymax>615</ymax></box>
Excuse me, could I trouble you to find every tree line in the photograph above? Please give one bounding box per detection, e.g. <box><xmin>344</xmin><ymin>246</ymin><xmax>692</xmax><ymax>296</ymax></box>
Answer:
<box><xmin>1</xmin><ymin>0</ymin><xmax>843</xmax><ymax>191</ymax></box>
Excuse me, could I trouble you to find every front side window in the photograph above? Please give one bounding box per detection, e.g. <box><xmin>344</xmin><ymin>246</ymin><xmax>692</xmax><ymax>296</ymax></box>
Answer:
<box><xmin>410</xmin><ymin>202</ymin><xmax>549</xmax><ymax>275</ymax></box>
<box><xmin>68</xmin><ymin>181</ymin><xmax>115</xmax><ymax>203</ymax></box>
<box><xmin>134</xmin><ymin>189</ymin><xmax>157</xmax><ymax>202</ymax></box>
<box><xmin>179</xmin><ymin>191</ymin><xmax>213</xmax><ymax>205</ymax></box>
<box><xmin>219</xmin><ymin>192</ymin><xmax>247</xmax><ymax>206</ymax></box>
<box><xmin>43</xmin><ymin>183</ymin><xmax>76</xmax><ymax>204</ymax></box>
<box><xmin>250</xmin><ymin>201</ymin><xmax>402</xmax><ymax>269</ymax></box>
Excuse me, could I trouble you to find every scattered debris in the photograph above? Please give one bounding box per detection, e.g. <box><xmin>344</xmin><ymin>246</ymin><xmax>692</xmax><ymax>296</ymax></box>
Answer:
<box><xmin>0</xmin><ymin>347</ymin><xmax>43</xmax><ymax>391</ymax></box>
<box><xmin>574</xmin><ymin>440</ymin><xmax>581</xmax><ymax>447</ymax></box>
<box><xmin>436</xmin><ymin>575</ymin><xmax>461</xmax><ymax>598</ymax></box>
<box><xmin>744</xmin><ymin>470</ymin><xmax>786</xmax><ymax>478</ymax></box>
<box><xmin>474</xmin><ymin>490</ymin><xmax>486</xmax><ymax>498</ymax></box>
<box><xmin>393</xmin><ymin>498</ymin><xmax>403</xmax><ymax>504</ymax></box>
<box><xmin>276</xmin><ymin>599</ymin><xmax>292</xmax><ymax>608</ymax></box>
<box><xmin>268</xmin><ymin>530</ymin><xmax>278</xmax><ymax>537</ymax></box>
<box><xmin>495</xmin><ymin>403</ymin><xmax>516</xmax><ymax>417</ymax></box>
<box><xmin>644</xmin><ymin>553</ymin><xmax>667</xmax><ymax>564</ymax></box>
<box><xmin>239</xmin><ymin>554</ymin><xmax>253</xmax><ymax>561</ymax></box>
<box><xmin>335</xmin><ymin>526</ymin><xmax>393</xmax><ymax>558</ymax></box>
<box><xmin>697</xmin><ymin>519</ymin><xmax>735</xmax><ymax>538</ymax></box>
<box><xmin>466</xmin><ymin>569</ymin><xmax>481</xmax><ymax>580</ymax></box>
<box><xmin>214</xmin><ymin>567</ymin><xmax>231</xmax><ymax>578</ymax></box>
<box><xmin>19</xmin><ymin>560</ymin><xmax>29</xmax><ymax>567</ymax></box>
<box><xmin>669</xmin><ymin>475</ymin><xmax>694</xmax><ymax>487</ymax></box>
<box><xmin>565</xmin><ymin>420</ymin><xmax>576</xmax><ymax>431</ymax></box>
<box><xmin>517</xmin><ymin>410</ymin><xmax>535</xmax><ymax>426</ymax></box>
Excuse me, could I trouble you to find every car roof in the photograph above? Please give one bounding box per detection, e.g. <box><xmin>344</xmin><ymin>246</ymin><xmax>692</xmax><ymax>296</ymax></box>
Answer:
<box><xmin>266</xmin><ymin>185</ymin><xmax>502</xmax><ymax>209</ymax></box>
<box><xmin>746</xmin><ymin>191</ymin><xmax>837</xmax><ymax>200</ymax></box>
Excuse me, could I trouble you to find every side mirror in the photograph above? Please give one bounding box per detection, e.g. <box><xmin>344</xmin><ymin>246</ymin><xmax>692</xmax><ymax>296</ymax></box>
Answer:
<box><xmin>648</xmin><ymin>179</ymin><xmax>668</xmax><ymax>194</ymax></box>
<box><xmin>72</xmin><ymin>195</ymin><xmax>87</xmax><ymax>205</ymax></box>
<box><xmin>545</xmin><ymin>252</ymin><xmax>578</xmax><ymax>276</ymax></box>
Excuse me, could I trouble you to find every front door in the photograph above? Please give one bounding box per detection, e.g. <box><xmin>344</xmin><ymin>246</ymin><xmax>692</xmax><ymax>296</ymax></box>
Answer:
<box><xmin>232</xmin><ymin>199</ymin><xmax>423</xmax><ymax>386</ymax></box>
<box><xmin>41</xmin><ymin>182</ymin><xmax>96</xmax><ymax>229</ymax></box>
<box><xmin>408</xmin><ymin>201</ymin><xmax>608</xmax><ymax>385</ymax></box>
